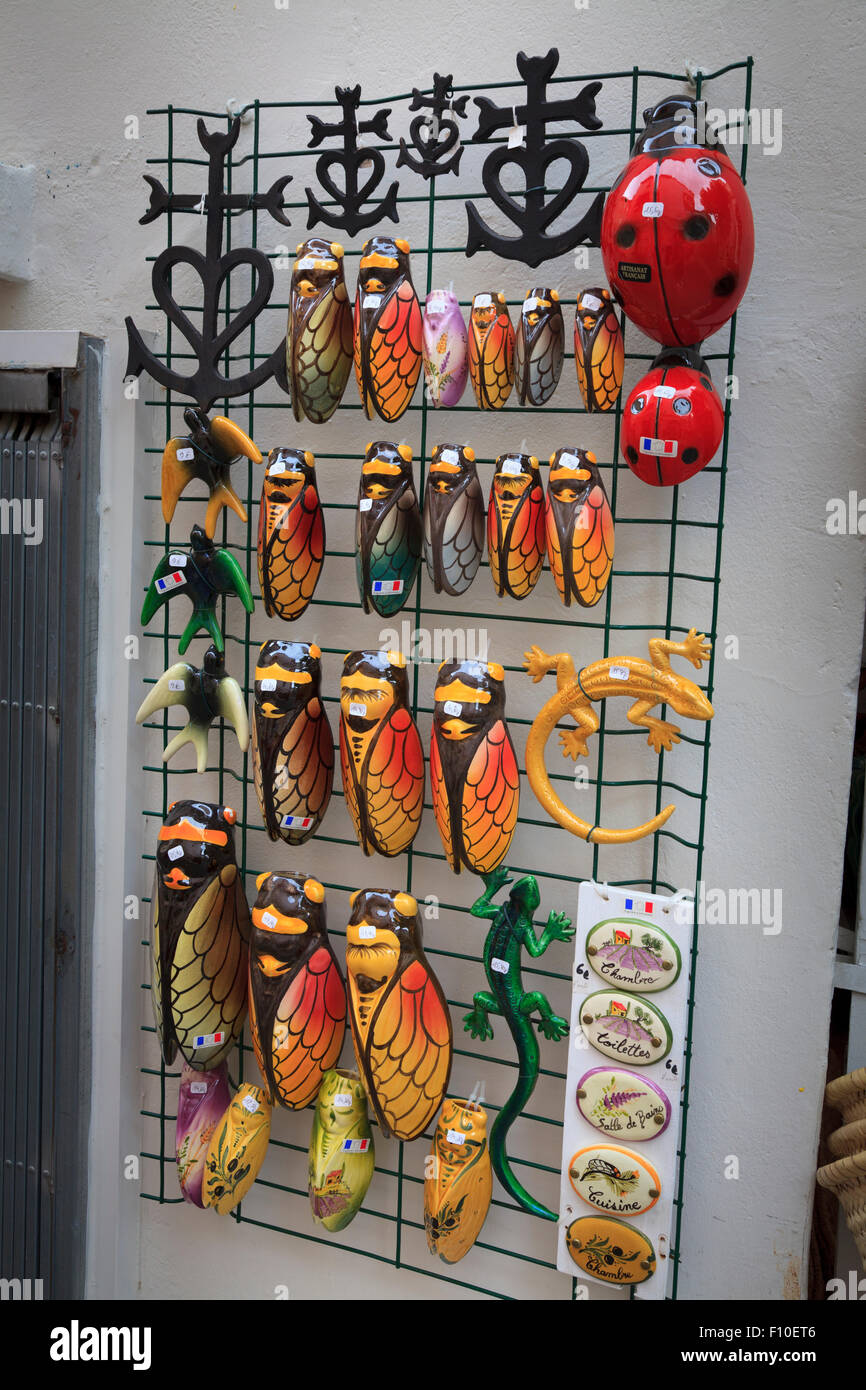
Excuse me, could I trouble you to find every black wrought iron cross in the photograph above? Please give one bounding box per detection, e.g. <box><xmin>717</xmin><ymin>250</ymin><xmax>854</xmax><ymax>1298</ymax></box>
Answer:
<box><xmin>397</xmin><ymin>72</ymin><xmax>469</xmax><ymax>179</ymax></box>
<box><xmin>125</xmin><ymin>117</ymin><xmax>291</xmax><ymax>409</ymax></box>
<box><xmin>465</xmin><ymin>48</ymin><xmax>605</xmax><ymax>268</ymax></box>
<box><xmin>305</xmin><ymin>85</ymin><xmax>400</xmax><ymax>236</ymax></box>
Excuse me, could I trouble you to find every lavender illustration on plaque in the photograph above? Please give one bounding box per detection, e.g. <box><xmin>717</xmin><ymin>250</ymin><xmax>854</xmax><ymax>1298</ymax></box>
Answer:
<box><xmin>422</xmin><ymin>290</ymin><xmax>468</xmax><ymax>408</ymax></box>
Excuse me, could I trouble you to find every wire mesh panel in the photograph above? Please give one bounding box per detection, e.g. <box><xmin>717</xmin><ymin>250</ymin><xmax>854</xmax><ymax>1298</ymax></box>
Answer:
<box><xmin>135</xmin><ymin>58</ymin><xmax>754</xmax><ymax>1300</ymax></box>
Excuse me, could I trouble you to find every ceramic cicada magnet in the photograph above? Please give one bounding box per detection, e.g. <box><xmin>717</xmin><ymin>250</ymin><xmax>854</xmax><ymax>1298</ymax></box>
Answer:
<box><xmin>287</xmin><ymin>237</ymin><xmax>353</xmax><ymax>423</ymax></box>
<box><xmin>430</xmin><ymin>658</ymin><xmax>519</xmax><ymax>874</ymax></box>
<box><xmin>514</xmin><ymin>288</ymin><xmax>564</xmax><ymax>406</ymax></box>
<box><xmin>621</xmin><ymin>347</ymin><xmax>724</xmax><ymax>487</ymax></box>
<box><xmin>176</xmin><ymin>1061</ymin><xmax>232</xmax><ymax>1208</ymax></box>
<box><xmin>135</xmin><ymin>644</ymin><xmax>248</xmax><ymax>774</ymax></box>
<box><xmin>355</xmin><ymin>441</ymin><xmax>422</xmax><ymax>616</ymax></box>
<box><xmin>524</xmin><ymin>630</ymin><xmax>714</xmax><ymax>843</ymax></box>
<box><xmin>601</xmin><ymin>95</ymin><xmax>754</xmax><ymax>347</ymax></box>
<box><xmin>339</xmin><ymin>649</ymin><xmax>425</xmax><ymax>858</ymax></box>
<box><xmin>423</xmin><ymin>443</ymin><xmax>484</xmax><ymax>597</ymax></box>
<box><xmin>161</xmin><ymin>407</ymin><xmax>262</xmax><ymax>538</ymax></box>
<box><xmin>308</xmin><ymin>1068</ymin><xmax>375</xmax><ymax>1232</ymax></box>
<box><xmin>248</xmin><ymin>871</ymin><xmax>346</xmax><ymax>1109</ymax></box>
<box><xmin>468</xmin><ymin>292</ymin><xmax>515</xmax><ymax>410</ymax></box>
<box><xmin>574</xmin><ymin>287</ymin><xmax>624</xmax><ymax>412</ymax></box>
<box><xmin>353</xmin><ymin>235</ymin><xmax>422</xmax><ymax>421</ymax></box>
<box><xmin>258</xmin><ymin>448</ymin><xmax>325</xmax><ymax>621</ymax></box>
<box><xmin>251</xmin><ymin>640</ymin><xmax>334</xmax><ymax>846</ymax></box>
<box><xmin>421</xmin><ymin>289</ymin><xmax>468</xmax><ymax>408</ymax></box>
<box><xmin>487</xmin><ymin>453</ymin><xmax>545</xmax><ymax>600</ymax></box>
<box><xmin>346</xmin><ymin>888</ymin><xmax>452</xmax><ymax>1141</ymax></box>
<box><xmin>150</xmin><ymin>801</ymin><xmax>250</xmax><ymax>1070</ymax></box>
<box><xmin>545</xmin><ymin>448</ymin><xmax>614</xmax><ymax>608</ymax></box>
<box><xmin>424</xmin><ymin>1099</ymin><xmax>492</xmax><ymax>1264</ymax></box>
<box><xmin>141</xmin><ymin>525</ymin><xmax>254</xmax><ymax>654</ymax></box>
<box><xmin>202</xmin><ymin>1084</ymin><xmax>272</xmax><ymax>1215</ymax></box>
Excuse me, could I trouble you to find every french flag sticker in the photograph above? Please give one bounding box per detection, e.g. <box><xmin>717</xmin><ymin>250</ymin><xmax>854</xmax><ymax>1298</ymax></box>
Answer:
<box><xmin>371</xmin><ymin>579</ymin><xmax>404</xmax><ymax>595</ymax></box>
<box><xmin>194</xmin><ymin>1030</ymin><xmax>225</xmax><ymax>1048</ymax></box>
<box><xmin>282</xmin><ymin>814</ymin><xmax>313</xmax><ymax>829</ymax></box>
<box><xmin>156</xmin><ymin>570</ymin><xmax>186</xmax><ymax>593</ymax></box>
<box><xmin>639</xmin><ymin>436</ymin><xmax>678</xmax><ymax>457</ymax></box>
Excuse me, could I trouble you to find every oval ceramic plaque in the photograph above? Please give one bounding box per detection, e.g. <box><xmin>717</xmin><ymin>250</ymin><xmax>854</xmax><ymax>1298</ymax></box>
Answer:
<box><xmin>579</xmin><ymin>990</ymin><xmax>672</xmax><ymax>1066</ymax></box>
<box><xmin>568</xmin><ymin>1144</ymin><xmax>661</xmax><ymax>1216</ymax></box>
<box><xmin>576</xmin><ymin>1067</ymin><xmax>671</xmax><ymax>1141</ymax></box>
<box><xmin>585</xmin><ymin>917</ymin><xmax>681</xmax><ymax>992</ymax></box>
<box><xmin>564</xmin><ymin>1214</ymin><xmax>656</xmax><ymax>1285</ymax></box>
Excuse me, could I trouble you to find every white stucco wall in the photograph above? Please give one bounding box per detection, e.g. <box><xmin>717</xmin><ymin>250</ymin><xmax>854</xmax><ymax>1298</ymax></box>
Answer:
<box><xmin>2</xmin><ymin>0</ymin><xmax>864</xmax><ymax>1300</ymax></box>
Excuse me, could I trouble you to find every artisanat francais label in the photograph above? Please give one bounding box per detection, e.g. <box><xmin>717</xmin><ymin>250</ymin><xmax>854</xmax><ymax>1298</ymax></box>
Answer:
<box><xmin>618</xmin><ymin>262</ymin><xmax>651</xmax><ymax>283</ymax></box>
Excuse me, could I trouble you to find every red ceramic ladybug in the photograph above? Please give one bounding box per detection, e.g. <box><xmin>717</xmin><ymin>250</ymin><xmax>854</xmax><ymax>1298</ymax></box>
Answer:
<box><xmin>601</xmin><ymin>96</ymin><xmax>754</xmax><ymax>346</ymax></box>
<box><xmin>621</xmin><ymin>348</ymin><xmax>724</xmax><ymax>487</ymax></box>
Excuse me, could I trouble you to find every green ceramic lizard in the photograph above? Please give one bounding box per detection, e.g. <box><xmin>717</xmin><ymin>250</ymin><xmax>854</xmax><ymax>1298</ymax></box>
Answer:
<box><xmin>463</xmin><ymin>865</ymin><xmax>575</xmax><ymax>1221</ymax></box>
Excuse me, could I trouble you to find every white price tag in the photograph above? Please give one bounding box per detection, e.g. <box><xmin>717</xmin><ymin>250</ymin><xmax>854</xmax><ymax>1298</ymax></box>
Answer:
<box><xmin>654</xmin><ymin>384</ymin><xmax>676</xmax><ymax>398</ymax></box>
<box><xmin>491</xmin><ymin>957</ymin><xmax>510</xmax><ymax>975</ymax></box>
<box><xmin>261</xmin><ymin>910</ymin><xmax>278</xmax><ymax>929</ymax></box>
<box><xmin>474</xmin><ymin>293</ymin><xmax>493</xmax><ymax>309</ymax></box>
<box><xmin>269</xmin><ymin>461</ymin><xmax>287</xmax><ymax>476</ymax></box>
<box><xmin>642</xmin><ymin>201</ymin><xmax>664</xmax><ymax>218</ymax></box>
<box><xmin>443</xmin><ymin>700</ymin><xmax>462</xmax><ymax>717</ymax></box>
<box><xmin>241</xmin><ymin>1095</ymin><xmax>260</xmax><ymax>1114</ymax></box>
<box><xmin>349</xmin><ymin>702</ymin><xmax>366</xmax><ymax>717</ymax></box>
<box><xmin>580</xmin><ymin>293</ymin><xmax>603</xmax><ymax>312</ymax></box>
<box><xmin>359</xmin><ymin>498</ymin><xmax>373</xmax><ymax>511</ymax></box>
<box><xmin>609</xmin><ymin>665</ymin><xmax>630</xmax><ymax>681</ymax></box>
<box><xmin>168</xmin><ymin>678</ymin><xmax>185</xmax><ymax>691</ymax></box>
<box><xmin>260</xmin><ymin>678</ymin><xmax>277</xmax><ymax>692</ymax></box>
<box><xmin>438</xmin><ymin>447</ymin><xmax>459</xmax><ymax>465</ymax></box>
<box><xmin>358</xmin><ymin>925</ymin><xmax>376</xmax><ymax>941</ymax></box>
<box><xmin>189</xmin><ymin>1081</ymin><xmax>208</xmax><ymax>1095</ymax></box>
<box><xmin>334</xmin><ymin>1093</ymin><xmax>353</xmax><ymax>1109</ymax></box>
<box><xmin>364</xmin><ymin>293</ymin><xmax>382</xmax><ymax>309</ymax></box>
<box><xmin>508</xmin><ymin>124</ymin><xmax>526</xmax><ymax>148</ymax></box>
<box><xmin>501</xmin><ymin>458</ymin><xmax>523</xmax><ymax>475</ymax></box>
<box><xmin>168</xmin><ymin>553</ymin><xmax>187</xmax><ymax>566</ymax></box>
<box><xmin>167</xmin><ymin>845</ymin><xmax>184</xmax><ymax>861</ymax></box>
<box><xmin>176</xmin><ymin>446</ymin><xmax>195</xmax><ymax>462</ymax></box>
<box><xmin>446</xmin><ymin>1129</ymin><xmax>466</xmax><ymax>1145</ymax></box>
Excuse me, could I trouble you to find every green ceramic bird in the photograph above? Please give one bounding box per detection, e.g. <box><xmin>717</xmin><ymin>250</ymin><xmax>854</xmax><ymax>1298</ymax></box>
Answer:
<box><xmin>141</xmin><ymin>525</ymin><xmax>254</xmax><ymax>654</ymax></box>
<box><xmin>135</xmin><ymin>644</ymin><xmax>249</xmax><ymax>773</ymax></box>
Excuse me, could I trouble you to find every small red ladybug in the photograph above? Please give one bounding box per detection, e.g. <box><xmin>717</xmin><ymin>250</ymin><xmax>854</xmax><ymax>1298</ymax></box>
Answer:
<box><xmin>601</xmin><ymin>96</ymin><xmax>754</xmax><ymax>346</ymax></box>
<box><xmin>620</xmin><ymin>348</ymin><xmax>724</xmax><ymax>487</ymax></box>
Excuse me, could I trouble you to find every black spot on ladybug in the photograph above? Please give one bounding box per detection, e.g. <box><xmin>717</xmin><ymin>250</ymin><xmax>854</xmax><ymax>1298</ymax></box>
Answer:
<box><xmin>714</xmin><ymin>273</ymin><xmax>737</xmax><ymax>297</ymax></box>
<box><xmin>610</xmin><ymin>168</ymin><xmax>626</xmax><ymax>193</ymax></box>
<box><xmin>615</xmin><ymin>224</ymin><xmax>636</xmax><ymax>249</ymax></box>
<box><xmin>630</xmin><ymin>396</ymin><xmax>646</xmax><ymax>414</ymax></box>
<box><xmin>682</xmin><ymin>447</ymin><xmax>699</xmax><ymax>465</ymax></box>
<box><xmin>672</xmin><ymin>397</ymin><xmax>692</xmax><ymax>416</ymax></box>
<box><xmin>683</xmin><ymin>214</ymin><xmax>710</xmax><ymax>241</ymax></box>
<box><xmin>700</xmin><ymin>376</ymin><xmax>713</xmax><ymax>391</ymax></box>
<box><xmin>697</xmin><ymin>157</ymin><xmax>722</xmax><ymax>177</ymax></box>
<box><xmin>626</xmin><ymin>446</ymin><xmax>638</xmax><ymax>465</ymax></box>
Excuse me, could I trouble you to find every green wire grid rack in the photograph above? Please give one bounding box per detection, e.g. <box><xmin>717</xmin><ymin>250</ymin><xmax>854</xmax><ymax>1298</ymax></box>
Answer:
<box><xmin>136</xmin><ymin>57</ymin><xmax>754</xmax><ymax>1301</ymax></box>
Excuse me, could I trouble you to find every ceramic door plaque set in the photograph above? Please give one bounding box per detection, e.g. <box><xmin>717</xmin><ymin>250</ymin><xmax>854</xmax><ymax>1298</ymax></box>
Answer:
<box><xmin>128</xmin><ymin>62</ymin><xmax>751</xmax><ymax>1282</ymax></box>
<box><xmin>556</xmin><ymin>882</ymin><xmax>695</xmax><ymax>1298</ymax></box>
